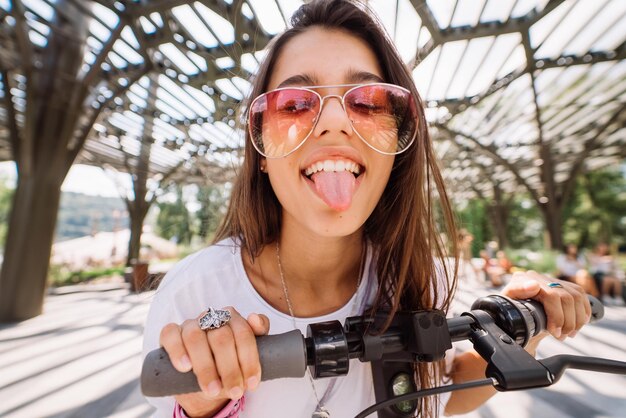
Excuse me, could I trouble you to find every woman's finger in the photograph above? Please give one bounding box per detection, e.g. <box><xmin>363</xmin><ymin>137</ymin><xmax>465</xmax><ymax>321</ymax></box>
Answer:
<box><xmin>549</xmin><ymin>280</ymin><xmax>590</xmax><ymax>337</ymax></box>
<box><xmin>555</xmin><ymin>289</ymin><xmax>575</xmax><ymax>338</ymax></box>
<box><xmin>159</xmin><ymin>322</ymin><xmax>192</xmax><ymax>373</ymax></box>
<box><xmin>565</xmin><ymin>283</ymin><xmax>590</xmax><ymax>335</ymax></box>
<box><xmin>207</xmin><ymin>307</ymin><xmax>245</xmax><ymax>400</ymax></box>
<box><xmin>227</xmin><ymin>314</ymin><xmax>265</xmax><ymax>391</ymax></box>
<box><xmin>181</xmin><ymin>318</ymin><xmax>221</xmax><ymax>396</ymax></box>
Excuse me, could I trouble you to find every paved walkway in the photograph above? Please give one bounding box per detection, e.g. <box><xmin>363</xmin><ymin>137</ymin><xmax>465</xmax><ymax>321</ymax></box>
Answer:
<box><xmin>0</xmin><ymin>286</ymin><xmax>154</xmax><ymax>418</ymax></box>
<box><xmin>0</xmin><ymin>281</ymin><xmax>624</xmax><ymax>418</ymax></box>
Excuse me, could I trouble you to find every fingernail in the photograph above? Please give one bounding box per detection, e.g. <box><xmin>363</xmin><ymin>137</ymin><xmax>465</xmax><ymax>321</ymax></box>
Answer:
<box><xmin>586</xmin><ymin>313</ymin><xmax>592</xmax><ymax>323</ymax></box>
<box><xmin>555</xmin><ymin>327</ymin><xmax>562</xmax><ymax>338</ymax></box>
<box><xmin>247</xmin><ymin>376</ymin><xmax>259</xmax><ymax>391</ymax></box>
<box><xmin>206</xmin><ymin>381</ymin><xmax>221</xmax><ymax>397</ymax></box>
<box><xmin>569</xmin><ymin>330</ymin><xmax>578</xmax><ymax>338</ymax></box>
<box><xmin>179</xmin><ymin>355</ymin><xmax>192</xmax><ymax>371</ymax></box>
<box><xmin>229</xmin><ymin>386</ymin><xmax>243</xmax><ymax>399</ymax></box>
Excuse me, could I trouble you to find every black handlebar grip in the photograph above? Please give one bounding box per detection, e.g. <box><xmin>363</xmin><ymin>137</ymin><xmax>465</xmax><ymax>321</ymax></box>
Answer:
<box><xmin>521</xmin><ymin>295</ymin><xmax>604</xmax><ymax>336</ymax></box>
<box><xmin>141</xmin><ymin>348</ymin><xmax>199</xmax><ymax>397</ymax></box>
<box><xmin>256</xmin><ymin>329</ymin><xmax>308</xmax><ymax>380</ymax></box>
<box><xmin>141</xmin><ymin>329</ymin><xmax>307</xmax><ymax>397</ymax></box>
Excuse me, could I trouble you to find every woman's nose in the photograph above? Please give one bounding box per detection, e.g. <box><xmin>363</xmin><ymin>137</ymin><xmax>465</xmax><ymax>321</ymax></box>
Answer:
<box><xmin>311</xmin><ymin>95</ymin><xmax>354</xmax><ymax>138</ymax></box>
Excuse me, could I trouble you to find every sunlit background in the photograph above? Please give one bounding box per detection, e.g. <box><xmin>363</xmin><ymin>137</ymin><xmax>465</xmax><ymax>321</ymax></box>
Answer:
<box><xmin>0</xmin><ymin>1</ymin><xmax>624</xmax><ymax>417</ymax></box>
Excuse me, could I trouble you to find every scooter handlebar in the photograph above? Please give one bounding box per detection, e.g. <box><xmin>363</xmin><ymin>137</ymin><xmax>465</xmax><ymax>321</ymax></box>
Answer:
<box><xmin>141</xmin><ymin>295</ymin><xmax>604</xmax><ymax>397</ymax></box>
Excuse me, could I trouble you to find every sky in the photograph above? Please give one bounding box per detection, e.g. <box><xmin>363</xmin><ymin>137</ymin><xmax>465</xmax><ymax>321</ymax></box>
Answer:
<box><xmin>0</xmin><ymin>162</ymin><xmax>123</xmax><ymax>198</ymax></box>
<box><xmin>0</xmin><ymin>161</ymin><xmax>203</xmax><ymax>213</ymax></box>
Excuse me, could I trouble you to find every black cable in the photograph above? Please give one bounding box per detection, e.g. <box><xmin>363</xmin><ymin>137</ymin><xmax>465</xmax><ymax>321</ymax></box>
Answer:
<box><xmin>354</xmin><ymin>378</ymin><xmax>495</xmax><ymax>418</ymax></box>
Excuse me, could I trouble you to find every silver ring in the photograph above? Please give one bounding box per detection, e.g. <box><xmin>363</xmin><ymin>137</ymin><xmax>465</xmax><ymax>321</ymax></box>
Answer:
<box><xmin>198</xmin><ymin>307</ymin><xmax>231</xmax><ymax>330</ymax></box>
<box><xmin>547</xmin><ymin>282</ymin><xmax>564</xmax><ymax>288</ymax></box>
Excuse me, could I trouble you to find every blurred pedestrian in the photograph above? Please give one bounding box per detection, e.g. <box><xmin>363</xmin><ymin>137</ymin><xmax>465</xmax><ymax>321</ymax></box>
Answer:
<box><xmin>589</xmin><ymin>243</ymin><xmax>624</xmax><ymax>305</ymax></box>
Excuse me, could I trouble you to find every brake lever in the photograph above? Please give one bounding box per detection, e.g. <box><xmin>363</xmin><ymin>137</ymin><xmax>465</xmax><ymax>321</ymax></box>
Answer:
<box><xmin>463</xmin><ymin>309</ymin><xmax>554</xmax><ymax>390</ymax></box>
<box><xmin>540</xmin><ymin>355</ymin><xmax>626</xmax><ymax>384</ymax></box>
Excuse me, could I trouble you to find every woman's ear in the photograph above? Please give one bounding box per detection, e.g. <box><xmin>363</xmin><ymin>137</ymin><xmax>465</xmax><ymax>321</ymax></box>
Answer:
<box><xmin>259</xmin><ymin>158</ymin><xmax>267</xmax><ymax>173</ymax></box>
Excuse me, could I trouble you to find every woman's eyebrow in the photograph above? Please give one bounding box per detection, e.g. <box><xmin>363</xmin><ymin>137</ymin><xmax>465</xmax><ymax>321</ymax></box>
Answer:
<box><xmin>275</xmin><ymin>70</ymin><xmax>384</xmax><ymax>89</ymax></box>
<box><xmin>346</xmin><ymin>70</ymin><xmax>384</xmax><ymax>84</ymax></box>
<box><xmin>276</xmin><ymin>74</ymin><xmax>318</xmax><ymax>88</ymax></box>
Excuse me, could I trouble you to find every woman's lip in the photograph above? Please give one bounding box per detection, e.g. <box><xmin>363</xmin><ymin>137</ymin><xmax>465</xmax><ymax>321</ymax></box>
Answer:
<box><xmin>300</xmin><ymin>146</ymin><xmax>366</xmax><ymax>171</ymax></box>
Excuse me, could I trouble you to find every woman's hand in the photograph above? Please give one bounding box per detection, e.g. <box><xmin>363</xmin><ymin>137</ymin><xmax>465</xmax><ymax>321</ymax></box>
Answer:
<box><xmin>501</xmin><ymin>271</ymin><xmax>591</xmax><ymax>346</ymax></box>
<box><xmin>159</xmin><ymin>308</ymin><xmax>270</xmax><ymax>417</ymax></box>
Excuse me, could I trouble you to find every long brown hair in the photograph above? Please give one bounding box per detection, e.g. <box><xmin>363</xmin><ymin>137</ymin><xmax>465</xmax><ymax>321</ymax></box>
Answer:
<box><xmin>214</xmin><ymin>1</ymin><xmax>458</xmax><ymax>416</ymax></box>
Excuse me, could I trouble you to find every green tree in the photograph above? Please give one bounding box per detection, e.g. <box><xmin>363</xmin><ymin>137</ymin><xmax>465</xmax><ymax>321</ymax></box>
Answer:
<box><xmin>196</xmin><ymin>185</ymin><xmax>228</xmax><ymax>242</ymax></box>
<box><xmin>455</xmin><ymin>199</ymin><xmax>491</xmax><ymax>257</ymax></box>
<box><xmin>156</xmin><ymin>187</ymin><xmax>193</xmax><ymax>245</ymax></box>
<box><xmin>506</xmin><ymin>196</ymin><xmax>544</xmax><ymax>250</ymax></box>
<box><xmin>563</xmin><ymin>168</ymin><xmax>626</xmax><ymax>249</ymax></box>
<box><xmin>0</xmin><ymin>180</ymin><xmax>14</xmax><ymax>249</ymax></box>
<box><xmin>456</xmin><ymin>194</ymin><xmax>549</xmax><ymax>252</ymax></box>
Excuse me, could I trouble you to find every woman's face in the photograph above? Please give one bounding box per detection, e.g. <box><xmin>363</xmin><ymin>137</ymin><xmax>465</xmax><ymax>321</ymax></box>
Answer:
<box><xmin>263</xmin><ymin>28</ymin><xmax>396</xmax><ymax>238</ymax></box>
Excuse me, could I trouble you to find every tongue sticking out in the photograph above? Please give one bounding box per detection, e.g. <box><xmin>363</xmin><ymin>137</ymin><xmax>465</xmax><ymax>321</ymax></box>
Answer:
<box><xmin>310</xmin><ymin>171</ymin><xmax>357</xmax><ymax>211</ymax></box>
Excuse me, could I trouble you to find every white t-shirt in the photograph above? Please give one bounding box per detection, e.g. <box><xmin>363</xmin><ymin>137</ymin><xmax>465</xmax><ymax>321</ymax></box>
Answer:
<box><xmin>556</xmin><ymin>254</ymin><xmax>586</xmax><ymax>277</ymax></box>
<box><xmin>588</xmin><ymin>254</ymin><xmax>617</xmax><ymax>275</ymax></box>
<box><xmin>142</xmin><ymin>238</ymin><xmax>452</xmax><ymax>418</ymax></box>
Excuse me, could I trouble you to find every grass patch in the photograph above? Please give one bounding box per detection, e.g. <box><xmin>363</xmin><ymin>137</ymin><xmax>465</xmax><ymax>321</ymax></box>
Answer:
<box><xmin>48</xmin><ymin>265</ymin><xmax>126</xmax><ymax>287</ymax></box>
<box><xmin>506</xmin><ymin>249</ymin><xmax>558</xmax><ymax>275</ymax></box>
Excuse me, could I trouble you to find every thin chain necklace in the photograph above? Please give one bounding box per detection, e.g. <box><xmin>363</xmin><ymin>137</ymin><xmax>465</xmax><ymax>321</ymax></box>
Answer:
<box><xmin>275</xmin><ymin>241</ymin><xmax>364</xmax><ymax>418</ymax></box>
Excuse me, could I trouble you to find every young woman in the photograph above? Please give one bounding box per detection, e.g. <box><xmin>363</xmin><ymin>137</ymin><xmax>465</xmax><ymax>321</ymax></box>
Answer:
<box><xmin>589</xmin><ymin>243</ymin><xmax>624</xmax><ymax>304</ymax></box>
<box><xmin>143</xmin><ymin>1</ymin><xmax>592</xmax><ymax>417</ymax></box>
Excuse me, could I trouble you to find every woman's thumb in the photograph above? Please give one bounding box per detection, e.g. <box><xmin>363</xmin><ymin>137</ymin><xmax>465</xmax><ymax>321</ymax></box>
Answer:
<box><xmin>502</xmin><ymin>278</ymin><xmax>542</xmax><ymax>300</ymax></box>
<box><xmin>247</xmin><ymin>313</ymin><xmax>270</xmax><ymax>335</ymax></box>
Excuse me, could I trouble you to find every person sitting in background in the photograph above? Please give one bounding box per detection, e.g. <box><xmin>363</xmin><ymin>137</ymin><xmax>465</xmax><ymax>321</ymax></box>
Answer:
<box><xmin>556</xmin><ymin>244</ymin><xmax>599</xmax><ymax>297</ymax></box>
<box><xmin>458</xmin><ymin>229</ymin><xmax>473</xmax><ymax>262</ymax></box>
<box><xmin>480</xmin><ymin>250</ymin><xmax>504</xmax><ymax>287</ymax></box>
<box><xmin>496</xmin><ymin>250</ymin><xmax>514</xmax><ymax>274</ymax></box>
<box><xmin>589</xmin><ymin>243</ymin><xmax>624</xmax><ymax>305</ymax></box>
<box><xmin>458</xmin><ymin>229</ymin><xmax>478</xmax><ymax>281</ymax></box>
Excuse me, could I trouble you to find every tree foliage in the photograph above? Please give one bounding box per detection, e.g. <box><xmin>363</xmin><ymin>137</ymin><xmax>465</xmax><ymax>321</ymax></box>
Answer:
<box><xmin>506</xmin><ymin>197</ymin><xmax>544</xmax><ymax>250</ymax></box>
<box><xmin>455</xmin><ymin>199</ymin><xmax>491</xmax><ymax>257</ymax></box>
<box><xmin>155</xmin><ymin>184</ymin><xmax>228</xmax><ymax>246</ymax></box>
<box><xmin>563</xmin><ymin>168</ymin><xmax>626</xmax><ymax>249</ymax></box>
<box><xmin>196</xmin><ymin>185</ymin><xmax>228</xmax><ymax>242</ymax></box>
<box><xmin>453</xmin><ymin>167</ymin><xmax>626</xmax><ymax>252</ymax></box>
<box><xmin>156</xmin><ymin>187</ymin><xmax>193</xmax><ymax>245</ymax></box>
<box><xmin>0</xmin><ymin>180</ymin><xmax>13</xmax><ymax>249</ymax></box>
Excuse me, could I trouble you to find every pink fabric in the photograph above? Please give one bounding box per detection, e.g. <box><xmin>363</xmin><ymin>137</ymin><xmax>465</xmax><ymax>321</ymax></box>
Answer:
<box><xmin>173</xmin><ymin>397</ymin><xmax>245</xmax><ymax>418</ymax></box>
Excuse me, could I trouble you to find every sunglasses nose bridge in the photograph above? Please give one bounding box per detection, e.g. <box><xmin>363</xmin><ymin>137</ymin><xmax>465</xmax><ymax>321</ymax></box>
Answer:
<box><xmin>318</xmin><ymin>94</ymin><xmax>350</xmax><ymax>120</ymax></box>
<box><xmin>314</xmin><ymin>93</ymin><xmax>353</xmax><ymax>134</ymax></box>
<box><xmin>319</xmin><ymin>94</ymin><xmax>344</xmax><ymax>108</ymax></box>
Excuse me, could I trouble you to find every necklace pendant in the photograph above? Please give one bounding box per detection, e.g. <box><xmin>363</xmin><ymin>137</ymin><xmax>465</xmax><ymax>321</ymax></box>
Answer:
<box><xmin>312</xmin><ymin>407</ymin><xmax>330</xmax><ymax>418</ymax></box>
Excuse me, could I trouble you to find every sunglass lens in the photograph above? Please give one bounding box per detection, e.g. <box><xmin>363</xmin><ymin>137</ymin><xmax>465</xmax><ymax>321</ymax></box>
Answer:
<box><xmin>249</xmin><ymin>89</ymin><xmax>320</xmax><ymax>157</ymax></box>
<box><xmin>345</xmin><ymin>85</ymin><xmax>417</xmax><ymax>154</ymax></box>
